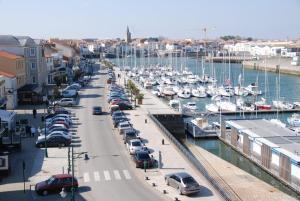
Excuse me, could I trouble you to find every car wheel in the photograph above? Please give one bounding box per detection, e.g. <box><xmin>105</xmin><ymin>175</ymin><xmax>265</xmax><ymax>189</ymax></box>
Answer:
<box><xmin>68</xmin><ymin>103</ymin><xmax>72</xmax><ymax>106</ymax></box>
<box><xmin>135</xmin><ymin>163</ymin><xmax>139</xmax><ymax>168</ymax></box>
<box><xmin>42</xmin><ymin>190</ymin><xmax>48</xmax><ymax>196</ymax></box>
<box><xmin>178</xmin><ymin>187</ymin><xmax>182</xmax><ymax>195</ymax></box>
<box><xmin>38</xmin><ymin>144</ymin><xmax>43</xmax><ymax>148</ymax></box>
<box><xmin>60</xmin><ymin>143</ymin><xmax>65</xmax><ymax>147</ymax></box>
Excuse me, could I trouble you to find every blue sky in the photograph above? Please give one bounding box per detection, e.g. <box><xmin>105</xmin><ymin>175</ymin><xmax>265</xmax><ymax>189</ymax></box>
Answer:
<box><xmin>0</xmin><ymin>0</ymin><xmax>299</xmax><ymax>39</ymax></box>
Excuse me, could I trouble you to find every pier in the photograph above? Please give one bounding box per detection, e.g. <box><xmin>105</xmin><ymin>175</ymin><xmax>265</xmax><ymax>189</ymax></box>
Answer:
<box><xmin>183</xmin><ymin>108</ymin><xmax>300</xmax><ymax>117</ymax></box>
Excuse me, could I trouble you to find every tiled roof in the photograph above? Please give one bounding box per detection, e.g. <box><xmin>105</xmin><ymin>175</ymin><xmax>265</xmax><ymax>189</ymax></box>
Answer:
<box><xmin>0</xmin><ymin>70</ymin><xmax>16</xmax><ymax>78</ymax></box>
<box><xmin>0</xmin><ymin>35</ymin><xmax>20</xmax><ymax>46</ymax></box>
<box><xmin>0</xmin><ymin>51</ymin><xmax>23</xmax><ymax>59</ymax></box>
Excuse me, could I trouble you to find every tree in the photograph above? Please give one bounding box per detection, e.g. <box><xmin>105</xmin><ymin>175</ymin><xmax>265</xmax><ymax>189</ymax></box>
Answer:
<box><xmin>53</xmin><ymin>86</ymin><xmax>60</xmax><ymax>99</ymax></box>
<box><xmin>53</xmin><ymin>75</ymin><xmax>67</xmax><ymax>87</ymax></box>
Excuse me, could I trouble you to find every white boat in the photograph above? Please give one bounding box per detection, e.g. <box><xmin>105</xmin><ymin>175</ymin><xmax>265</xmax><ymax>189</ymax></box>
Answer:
<box><xmin>183</xmin><ymin>102</ymin><xmax>198</xmax><ymax>111</ymax></box>
<box><xmin>216</xmin><ymin>100</ymin><xmax>237</xmax><ymax>112</ymax></box>
<box><xmin>196</xmin><ymin>86</ymin><xmax>207</xmax><ymax>98</ymax></box>
<box><xmin>177</xmin><ymin>89</ymin><xmax>191</xmax><ymax>99</ymax></box>
<box><xmin>287</xmin><ymin>113</ymin><xmax>300</xmax><ymax>127</ymax></box>
<box><xmin>186</xmin><ymin>118</ymin><xmax>217</xmax><ymax>138</ymax></box>
<box><xmin>272</xmin><ymin>100</ymin><xmax>293</xmax><ymax>110</ymax></box>
<box><xmin>234</xmin><ymin>86</ymin><xmax>249</xmax><ymax>96</ymax></box>
<box><xmin>245</xmin><ymin>83</ymin><xmax>262</xmax><ymax>96</ymax></box>
<box><xmin>186</xmin><ymin>75</ymin><xmax>199</xmax><ymax>84</ymax></box>
<box><xmin>236</xmin><ymin>98</ymin><xmax>255</xmax><ymax>111</ymax></box>
<box><xmin>162</xmin><ymin>86</ymin><xmax>176</xmax><ymax>96</ymax></box>
<box><xmin>206</xmin><ymin>85</ymin><xmax>217</xmax><ymax>97</ymax></box>
<box><xmin>192</xmin><ymin>88</ymin><xmax>206</xmax><ymax>98</ymax></box>
<box><xmin>205</xmin><ymin>103</ymin><xmax>219</xmax><ymax>112</ymax></box>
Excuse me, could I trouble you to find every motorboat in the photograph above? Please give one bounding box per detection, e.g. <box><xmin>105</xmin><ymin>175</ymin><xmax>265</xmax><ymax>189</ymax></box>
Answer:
<box><xmin>177</xmin><ymin>89</ymin><xmax>191</xmax><ymax>99</ymax></box>
<box><xmin>234</xmin><ymin>86</ymin><xmax>249</xmax><ymax>96</ymax></box>
<box><xmin>287</xmin><ymin>113</ymin><xmax>300</xmax><ymax>127</ymax></box>
<box><xmin>205</xmin><ymin>103</ymin><xmax>219</xmax><ymax>112</ymax></box>
<box><xmin>183</xmin><ymin>102</ymin><xmax>198</xmax><ymax>111</ymax></box>
<box><xmin>186</xmin><ymin>118</ymin><xmax>217</xmax><ymax>138</ymax></box>
<box><xmin>245</xmin><ymin>83</ymin><xmax>262</xmax><ymax>96</ymax></box>
<box><xmin>255</xmin><ymin>98</ymin><xmax>271</xmax><ymax>110</ymax></box>
<box><xmin>236</xmin><ymin>98</ymin><xmax>255</xmax><ymax>111</ymax></box>
<box><xmin>216</xmin><ymin>99</ymin><xmax>237</xmax><ymax>112</ymax></box>
<box><xmin>162</xmin><ymin>86</ymin><xmax>176</xmax><ymax>96</ymax></box>
<box><xmin>273</xmin><ymin>100</ymin><xmax>293</xmax><ymax>110</ymax></box>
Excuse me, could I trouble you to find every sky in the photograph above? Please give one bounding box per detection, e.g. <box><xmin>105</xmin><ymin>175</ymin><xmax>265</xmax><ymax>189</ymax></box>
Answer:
<box><xmin>0</xmin><ymin>0</ymin><xmax>299</xmax><ymax>40</ymax></box>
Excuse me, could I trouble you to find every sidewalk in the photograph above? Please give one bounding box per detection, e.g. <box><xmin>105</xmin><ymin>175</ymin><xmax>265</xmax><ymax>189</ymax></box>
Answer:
<box><xmin>0</xmin><ymin>107</ymin><xmax>85</xmax><ymax>201</ymax></box>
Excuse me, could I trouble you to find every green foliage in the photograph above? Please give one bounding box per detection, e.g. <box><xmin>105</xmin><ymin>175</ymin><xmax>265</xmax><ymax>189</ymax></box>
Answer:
<box><xmin>53</xmin><ymin>75</ymin><xmax>67</xmax><ymax>87</ymax></box>
<box><xmin>53</xmin><ymin>86</ymin><xmax>61</xmax><ymax>99</ymax></box>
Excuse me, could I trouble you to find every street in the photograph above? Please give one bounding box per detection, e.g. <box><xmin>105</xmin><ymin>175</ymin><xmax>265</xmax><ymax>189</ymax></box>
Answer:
<box><xmin>73</xmin><ymin>69</ymin><xmax>166</xmax><ymax>201</ymax></box>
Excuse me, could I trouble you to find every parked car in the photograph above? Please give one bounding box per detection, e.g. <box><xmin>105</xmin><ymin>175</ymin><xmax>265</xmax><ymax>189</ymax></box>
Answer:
<box><xmin>113</xmin><ymin>116</ymin><xmax>128</xmax><ymax>128</ymax></box>
<box><xmin>92</xmin><ymin>106</ymin><xmax>102</xmax><ymax>115</ymax></box>
<box><xmin>123</xmin><ymin>129</ymin><xmax>139</xmax><ymax>144</ymax></box>
<box><xmin>118</xmin><ymin>121</ymin><xmax>133</xmax><ymax>134</ymax></box>
<box><xmin>109</xmin><ymin>105</ymin><xmax>120</xmax><ymax>115</ymax></box>
<box><xmin>54</xmin><ymin>98</ymin><xmax>76</xmax><ymax>107</ymax></box>
<box><xmin>36</xmin><ymin>135</ymin><xmax>71</xmax><ymax>148</ymax></box>
<box><xmin>61</xmin><ymin>90</ymin><xmax>78</xmax><ymax>98</ymax></box>
<box><xmin>35</xmin><ymin>174</ymin><xmax>78</xmax><ymax>196</ymax></box>
<box><xmin>39</xmin><ymin>131</ymin><xmax>72</xmax><ymax>140</ymax></box>
<box><xmin>46</xmin><ymin>118</ymin><xmax>71</xmax><ymax>127</ymax></box>
<box><xmin>64</xmin><ymin>85</ymin><xmax>80</xmax><ymax>92</ymax></box>
<box><xmin>117</xmin><ymin>102</ymin><xmax>133</xmax><ymax>110</ymax></box>
<box><xmin>132</xmin><ymin>150</ymin><xmax>154</xmax><ymax>168</ymax></box>
<box><xmin>39</xmin><ymin>127</ymin><xmax>69</xmax><ymax>136</ymax></box>
<box><xmin>127</xmin><ymin>139</ymin><xmax>144</xmax><ymax>154</ymax></box>
<box><xmin>164</xmin><ymin>172</ymin><xmax>201</xmax><ymax>195</ymax></box>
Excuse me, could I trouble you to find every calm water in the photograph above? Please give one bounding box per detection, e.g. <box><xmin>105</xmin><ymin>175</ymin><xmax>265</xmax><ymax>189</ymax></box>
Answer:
<box><xmin>191</xmin><ymin>138</ymin><xmax>300</xmax><ymax>200</ymax></box>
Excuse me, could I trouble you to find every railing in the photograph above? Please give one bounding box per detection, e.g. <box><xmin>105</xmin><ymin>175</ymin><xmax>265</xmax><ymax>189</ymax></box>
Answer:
<box><xmin>149</xmin><ymin>113</ymin><xmax>242</xmax><ymax>201</ymax></box>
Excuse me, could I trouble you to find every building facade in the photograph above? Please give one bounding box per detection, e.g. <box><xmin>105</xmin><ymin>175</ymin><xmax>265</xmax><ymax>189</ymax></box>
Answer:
<box><xmin>0</xmin><ymin>51</ymin><xmax>26</xmax><ymax>89</ymax></box>
<box><xmin>0</xmin><ymin>71</ymin><xmax>17</xmax><ymax>109</ymax></box>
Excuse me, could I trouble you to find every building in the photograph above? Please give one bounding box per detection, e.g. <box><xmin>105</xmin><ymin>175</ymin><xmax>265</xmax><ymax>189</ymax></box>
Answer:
<box><xmin>0</xmin><ymin>35</ymin><xmax>47</xmax><ymax>92</ymax></box>
<box><xmin>222</xmin><ymin>119</ymin><xmax>300</xmax><ymax>192</ymax></box>
<box><xmin>0</xmin><ymin>71</ymin><xmax>17</xmax><ymax>109</ymax></box>
<box><xmin>126</xmin><ymin>26</ymin><xmax>132</xmax><ymax>43</ymax></box>
<box><xmin>0</xmin><ymin>76</ymin><xmax>5</xmax><ymax>109</ymax></box>
<box><xmin>0</xmin><ymin>51</ymin><xmax>26</xmax><ymax>89</ymax></box>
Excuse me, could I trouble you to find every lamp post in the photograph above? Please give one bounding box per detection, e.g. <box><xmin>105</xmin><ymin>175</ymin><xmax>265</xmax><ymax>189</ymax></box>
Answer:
<box><xmin>43</xmin><ymin>96</ymin><xmax>48</xmax><ymax>158</ymax></box>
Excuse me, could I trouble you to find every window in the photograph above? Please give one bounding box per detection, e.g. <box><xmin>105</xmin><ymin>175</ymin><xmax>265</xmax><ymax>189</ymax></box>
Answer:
<box><xmin>32</xmin><ymin>76</ymin><xmax>36</xmax><ymax>84</ymax></box>
<box><xmin>31</xmin><ymin>63</ymin><xmax>36</xmax><ymax>69</ymax></box>
<box><xmin>30</xmin><ymin>48</ymin><xmax>35</xmax><ymax>56</ymax></box>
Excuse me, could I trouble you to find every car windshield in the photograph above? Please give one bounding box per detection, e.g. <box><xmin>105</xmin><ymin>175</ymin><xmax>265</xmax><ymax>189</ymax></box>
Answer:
<box><xmin>120</xmin><ymin>124</ymin><xmax>130</xmax><ymax>128</ymax></box>
<box><xmin>46</xmin><ymin>176</ymin><xmax>55</xmax><ymax>184</ymax></box>
<box><xmin>182</xmin><ymin>176</ymin><xmax>197</xmax><ymax>184</ymax></box>
<box><xmin>137</xmin><ymin>153</ymin><xmax>150</xmax><ymax>160</ymax></box>
<box><xmin>132</xmin><ymin>141</ymin><xmax>141</xmax><ymax>146</ymax></box>
<box><xmin>126</xmin><ymin>132</ymin><xmax>136</xmax><ymax>137</ymax></box>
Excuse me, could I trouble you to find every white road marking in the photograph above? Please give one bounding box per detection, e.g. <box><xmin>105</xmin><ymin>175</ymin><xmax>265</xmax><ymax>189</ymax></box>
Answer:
<box><xmin>104</xmin><ymin>170</ymin><xmax>111</xmax><ymax>181</ymax></box>
<box><xmin>83</xmin><ymin>172</ymin><xmax>90</xmax><ymax>182</ymax></box>
<box><xmin>94</xmin><ymin>171</ymin><xmax>100</xmax><ymax>181</ymax></box>
<box><xmin>113</xmin><ymin>170</ymin><xmax>121</xmax><ymax>180</ymax></box>
<box><xmin>123</xmin><ymin>170</ymin><xmax>131</xmax><ymax>180</ymax></box>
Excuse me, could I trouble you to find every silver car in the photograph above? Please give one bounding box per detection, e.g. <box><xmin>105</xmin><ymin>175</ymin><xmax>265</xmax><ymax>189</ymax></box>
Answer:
<box><xmin>165</xmin><ymin>172</ymin><xmax>200</xmax><ymax>195</ymax></box>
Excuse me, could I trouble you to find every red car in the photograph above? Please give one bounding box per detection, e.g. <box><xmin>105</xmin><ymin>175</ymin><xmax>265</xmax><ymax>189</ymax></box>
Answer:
<box><xmin>35</xmin><ymin>174</ymin><xmax>78</xmax><ymax>196</ymax></box>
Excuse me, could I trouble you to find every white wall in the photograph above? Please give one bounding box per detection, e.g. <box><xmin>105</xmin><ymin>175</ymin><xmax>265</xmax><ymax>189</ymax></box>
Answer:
<box><xmin>291</xmin><ymin>164</ymin><xmax>300</xmax><ymax>178</ymax></box>
<box><xmin>271</xmin><ymin>152</ymin><xmax>280</xmax><ymax>166</ymax></box>
<box><xmin>253</xmin><ymin>141</ymin><xmax>261</xmax><ymax>155</ymax></box>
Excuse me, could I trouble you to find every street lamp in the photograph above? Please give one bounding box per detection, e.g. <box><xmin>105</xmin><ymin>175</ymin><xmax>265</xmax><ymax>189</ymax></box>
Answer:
<box><xmin>43</xmin><ymin>96</ymin><xmax>48</xmax><ymax>158</ymax></box>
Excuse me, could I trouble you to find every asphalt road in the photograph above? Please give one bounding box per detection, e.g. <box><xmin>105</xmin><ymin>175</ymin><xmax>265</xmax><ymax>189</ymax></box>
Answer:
<box><xmin>73</xmin><ymin>69</ymin><xmax>166</xmax><ymax>201</ymax></box>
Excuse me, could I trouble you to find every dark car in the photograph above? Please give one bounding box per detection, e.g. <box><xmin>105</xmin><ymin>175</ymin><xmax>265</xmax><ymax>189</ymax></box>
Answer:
<box><xmin>93</xmin><ymin>106</ymin><xmax>102</xmax><ymax>115</ymax></box>
<box><xmin>36</xmin><ymin>135</ymin><xmax>71</xmax><ymax>148</ymax></box>
<box><xmin>117</xmin><ymin>102</ymin><xmax>133</xmax><ymax>110</ymax></box>
<box><xmin>132</xmin><ymin>151</ymin><xmax>154</xmax><ymax>168</ymax></box>
<box><xmin>35</xmin><ymin>174</ymin><xmax>78</xmax><ymax>196</ymax></box>
<box><xmin>113</xmin><ymin>116</ymin><xmax>128</xmax><ymax>127</ymax></box>
<box><xmin>123</xmin><ymin>129</ymin><xmax>139</xmax><ymax>144</ymax></box>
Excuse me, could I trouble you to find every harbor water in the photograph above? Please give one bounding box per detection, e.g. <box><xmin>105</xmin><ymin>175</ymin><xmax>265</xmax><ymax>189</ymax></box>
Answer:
<box><xmin>111</xmin><ymin>57</ymin><xmax>300</xmax><ymax>198</ymax></box>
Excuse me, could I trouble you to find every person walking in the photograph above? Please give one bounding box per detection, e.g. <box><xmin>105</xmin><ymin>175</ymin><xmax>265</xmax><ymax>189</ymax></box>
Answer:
<box><xmin>33</xmin><ymin>108</ymin><xmax>37</xmax><ymax>119</ymax></box>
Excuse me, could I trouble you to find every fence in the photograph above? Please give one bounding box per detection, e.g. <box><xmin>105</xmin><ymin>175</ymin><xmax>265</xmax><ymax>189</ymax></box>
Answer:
<box><xmin>149</xmin><ymin>113</ymin><xmax>242</xmax><ymax>201</ymax></box>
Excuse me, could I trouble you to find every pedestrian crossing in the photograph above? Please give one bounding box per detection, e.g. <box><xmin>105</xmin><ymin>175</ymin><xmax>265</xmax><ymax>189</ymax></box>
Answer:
<box><xmin>81</xmin><ymin>170</ymin><xmax>132</xmax><ymax>183</ymax></box>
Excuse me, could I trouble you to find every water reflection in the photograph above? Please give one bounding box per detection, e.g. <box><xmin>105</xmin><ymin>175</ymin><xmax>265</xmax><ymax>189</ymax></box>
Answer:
<box><xmin>191</xmin><ymin>138</ymin><xmax>300</xmax><ymax>200</ymax></box>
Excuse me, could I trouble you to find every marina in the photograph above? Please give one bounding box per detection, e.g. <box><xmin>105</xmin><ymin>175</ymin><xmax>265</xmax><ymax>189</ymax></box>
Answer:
<box><xmin>112</xmin><ymin>56</ymin><xmax>300</xmax><ymax>199</ymax></box>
